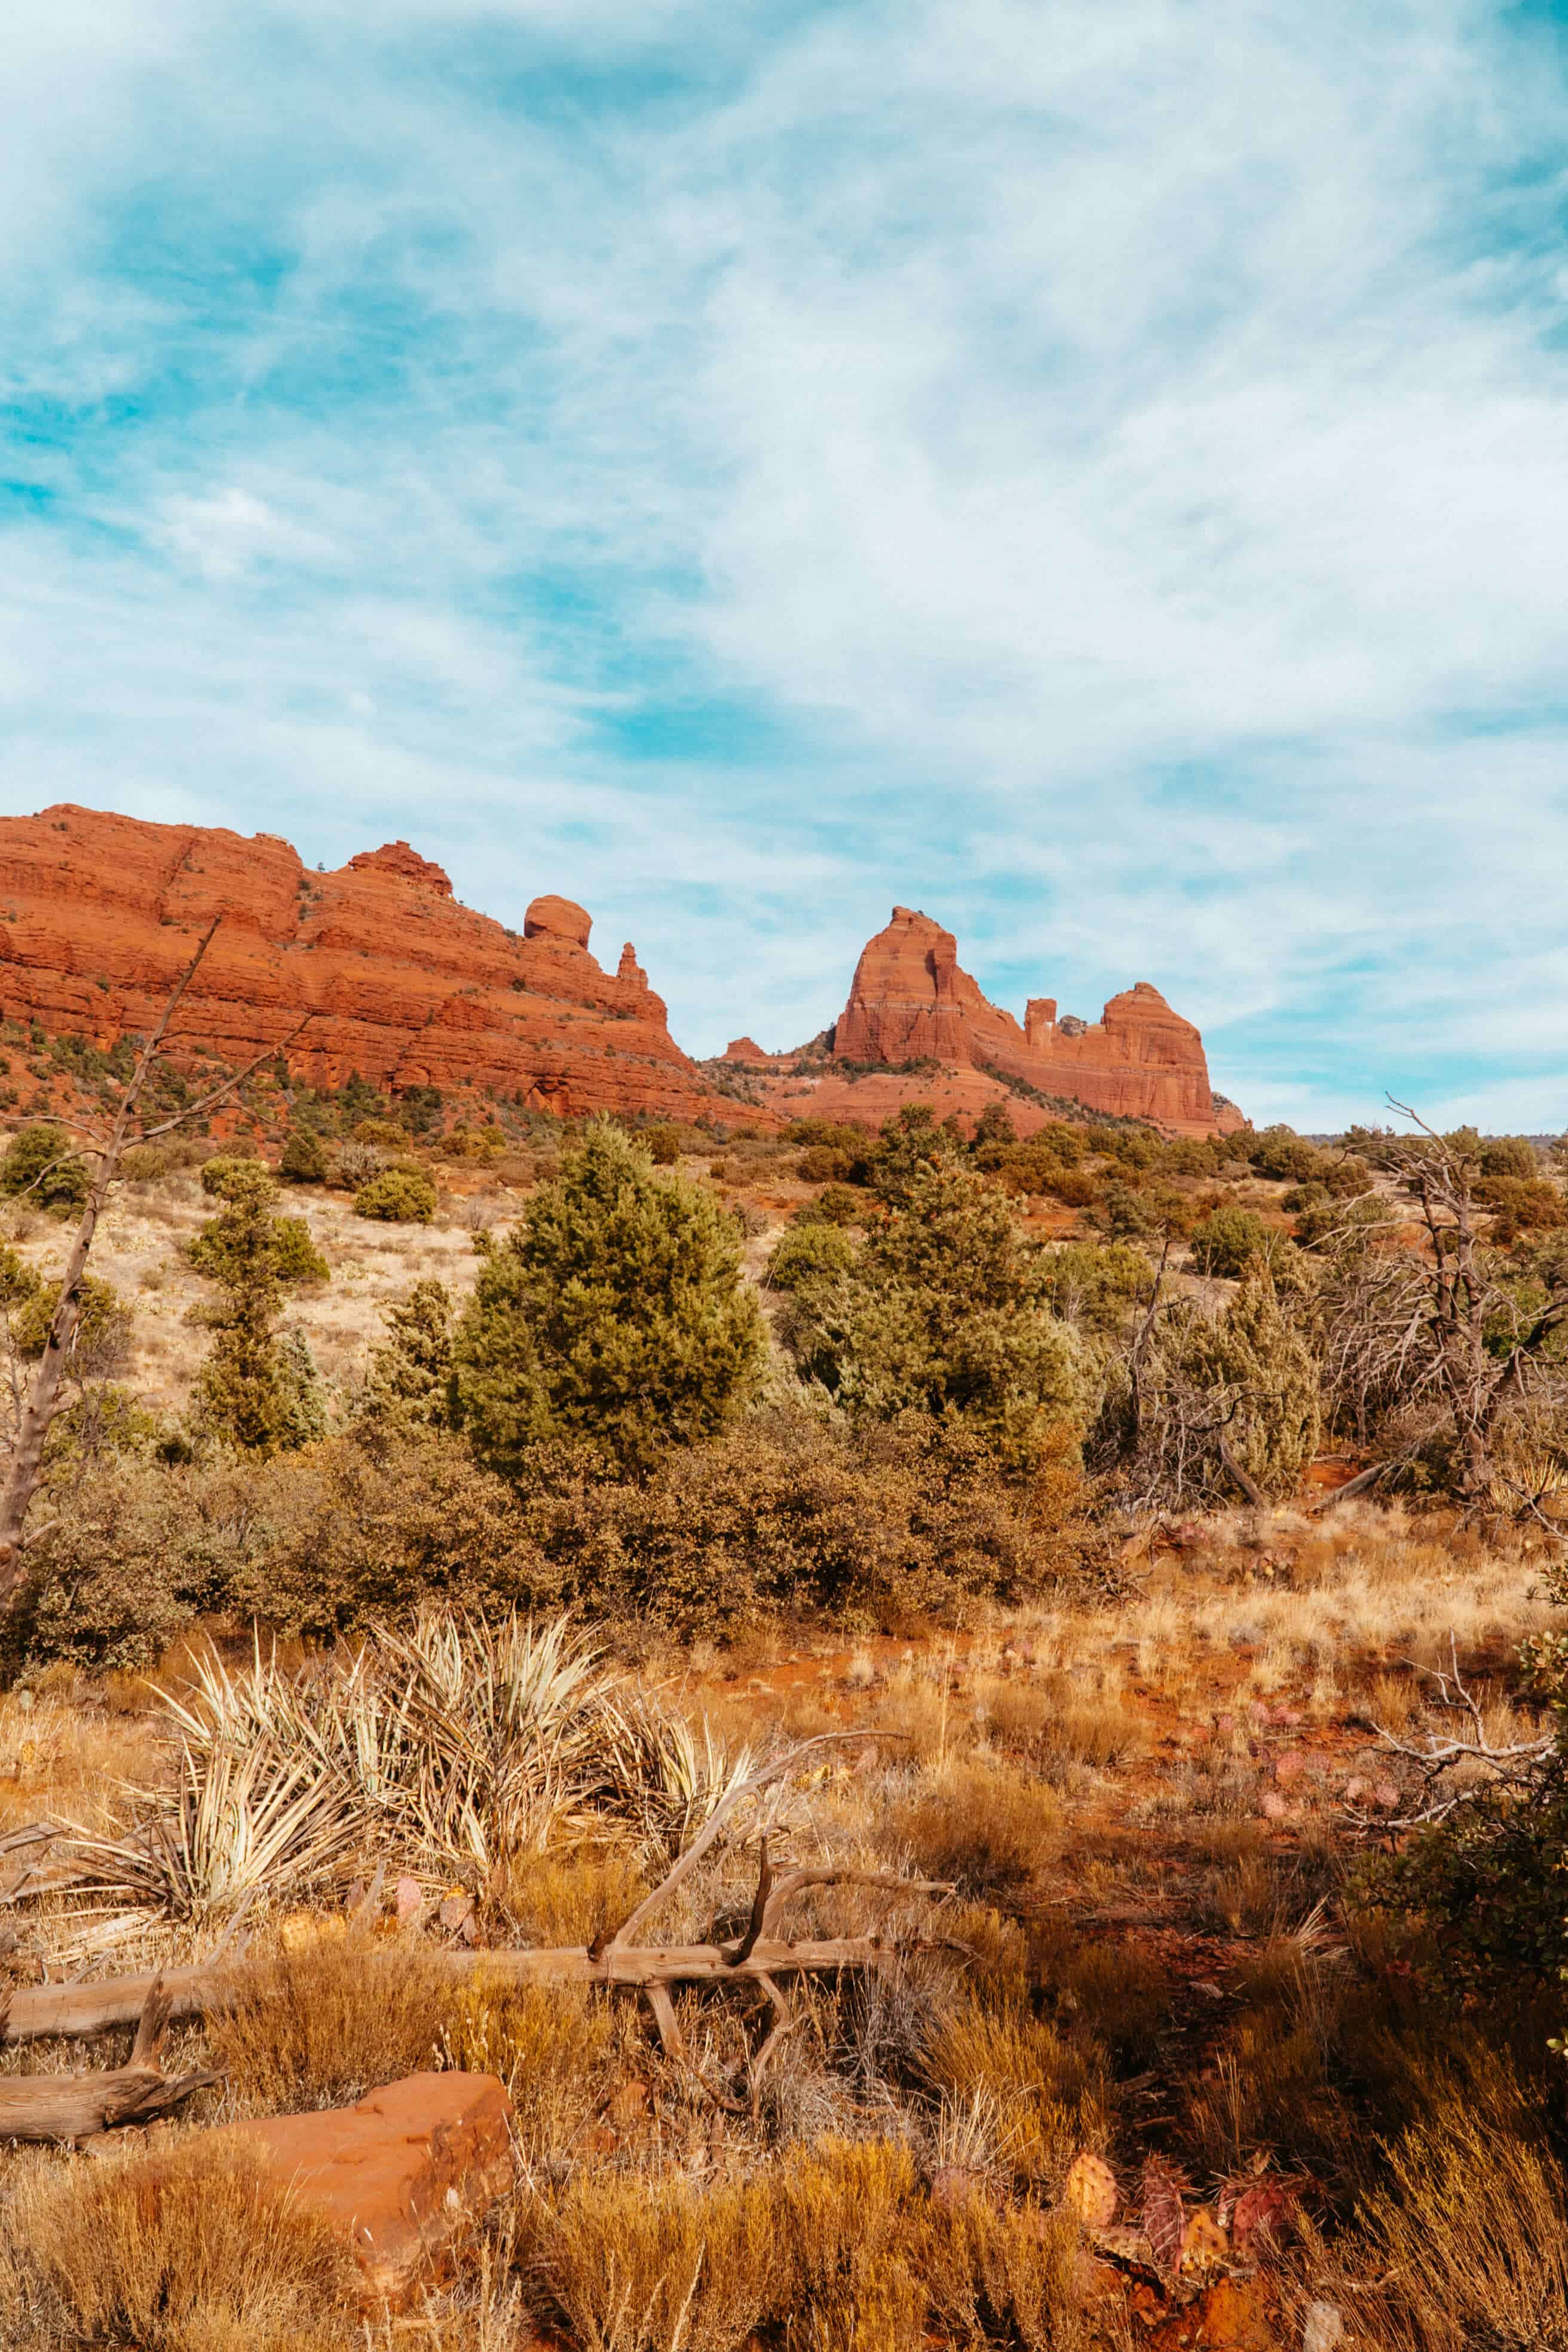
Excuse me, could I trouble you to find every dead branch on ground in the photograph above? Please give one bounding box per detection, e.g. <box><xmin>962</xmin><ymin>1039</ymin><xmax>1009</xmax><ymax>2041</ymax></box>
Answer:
<box><xmin>0</xmin><ymin>1735</ymin><xmax>953</xmax><ymax>2076</ymax></box>
<box><xmin>0</xmin><ymin>1974</ymin><xmax>219</xmax><ymax>2143</ymax></box>
<box><xmin>1349</xmin><ymin>1631</ymin><xmax>1553</xmax><ymax>1831</ymax></box>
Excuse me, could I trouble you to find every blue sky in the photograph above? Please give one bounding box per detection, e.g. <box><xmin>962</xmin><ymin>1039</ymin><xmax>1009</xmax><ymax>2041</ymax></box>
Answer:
<box><xmin>3</xmin><ymin>1</ymin><xmax>1568</xmax><ymax>1130</ymax></box>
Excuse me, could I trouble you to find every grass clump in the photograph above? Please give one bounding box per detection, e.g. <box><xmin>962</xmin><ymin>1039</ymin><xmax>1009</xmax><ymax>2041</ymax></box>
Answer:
<box><xmin>0</xmin><ymin>2139</ymin><xmax>358</xmax><ymax>2351</ymax></box>
<box><xmin>210</xmin><ymin>1924</ymin><xmax>455</xmax><ymax>2111</ymax></box>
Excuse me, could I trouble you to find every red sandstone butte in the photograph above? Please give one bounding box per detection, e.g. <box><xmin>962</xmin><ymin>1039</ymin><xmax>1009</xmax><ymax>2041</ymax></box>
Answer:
<box><xmin>231</xmin><ymin>2071</ymin><xmax>516</xmax><ymax>2307</ymax></box>
<box><xmin>0</xmin><ymin>804</ymin><xmax>765</xmax><ymax>1127</ymax></box>
<box><xmin>723</xmin><ymin>906</ymin><xmax>1242</xmax><ymax>1138</ymax></box>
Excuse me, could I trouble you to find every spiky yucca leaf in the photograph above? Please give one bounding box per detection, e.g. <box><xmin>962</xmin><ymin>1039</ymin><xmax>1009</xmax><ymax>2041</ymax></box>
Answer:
<box><xmin>65</xmin><ymin>1610</ymin><xmax>761</xmax><ymax>1915</ymax></box>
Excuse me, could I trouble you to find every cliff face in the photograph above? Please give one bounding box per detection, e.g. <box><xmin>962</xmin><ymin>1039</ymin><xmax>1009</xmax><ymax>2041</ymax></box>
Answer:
<box><xmin>833</xmin><ymin>908</ymin><xmax>1239</xmax><ymax>1135</ymax></box>
<box><xmin>0</xmin><ymin>805</ymin><xmax>755</xmax><ymax>1125</ymax></box>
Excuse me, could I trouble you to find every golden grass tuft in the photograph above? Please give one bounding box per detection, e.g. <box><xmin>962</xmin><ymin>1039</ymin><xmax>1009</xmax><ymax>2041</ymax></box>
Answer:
<box><xmin>444</xmin><ymin>1975</ymin><xmax>618</xmax><ymax>2158</ymax></box>
<box><xmin>492</xmin><ymin>1842</ymin><xmax>650</xmax><ymax>1946</ymax></box>
<box><xmin>921</xmin><ymin>2001</ymin><xmax>1105</xmax><ymax>2192</ymax></box>
<box><xmin>882</xmin><ymin>1760</ymin><xmax>1059</xmax><ymax>1897</ymax></box>
<box><xmin>530</xmin><ymin>2168</ymin><xmax>781</xmax><ymax>2352</ymax></box>
<box><xmin>774</xmin><ymin>2137</ymin><xmax>927</xmax><ymax>2352</ymax></box>
<box><xmin>1346</xmin><ymin>2058</ymin><xmax>1568</xmax><ymax>2352</ymax></box>
<box><xmin>0</xmin><ymin>2139</ymin><xmax>358</xmax><ymax>2351</ymax></box>
<box><xmin>919</xmin><ymin>2192</ymin><xmax>1088</xmax><ymax>2352</ymax></box>
<box><xmin>210</xmin><ymin>1922</ymin><xmax>455</xmax><ymax>2112</ymax></box>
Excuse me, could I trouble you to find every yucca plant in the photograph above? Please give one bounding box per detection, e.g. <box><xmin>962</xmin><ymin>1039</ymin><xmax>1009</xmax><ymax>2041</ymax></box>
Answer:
<box><xmin>69</xmin><ymin>1731</ymin><xmax>362</xmax><ymax>1919</ymax></box>
<box><xmin>65</xmin><ymin>1610</ymin><xmax>761</xmax><ymax>1919</ymax></box>
<box><xmin>593</xmin><ymin>1693</ymin><xmax>758</xmax><ymax>1863</ymax></box>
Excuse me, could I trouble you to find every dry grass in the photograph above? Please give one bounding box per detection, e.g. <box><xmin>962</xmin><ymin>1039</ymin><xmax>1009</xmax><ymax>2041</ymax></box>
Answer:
<box><xmin>491</xmin><ymin>1843</ymin><xmax>650</xmax><ymax>1944</ymax></box>
<box><xmin>0</xmin><ymin>2138</ymin><xmax>359</xmax><ymax>2350</ymax></box>
<box><xmin>210</xmin><ymin>1922</ymin><xmax>457</xmax><ymax>2113</ymax></box>
<box><xmin>1309</xmin><ymin>2056</ymin><xmax>1568</xmax><ymax>2352</ymax></box>
<box><xmin>0</xmin><ymin>1506</ymin><xmax>1555</xmax><ymax>2348</ymax></box>
<box><xmin>1</xmin><ymin>1171</ymin><xmax>488</xmax><ymax>1414</ymax></box>
<box><xmin>880</xmin><ymin>1760</ymin><xmax>1061</xmax><ymax>1897</ymax></box>
<box><xmin>530</xmin><ymin>2169</ymin><xmax>782</xmax><ymax>2352</ymax></box>
<box><xmin>921</xmin><ymin>1999</ymin><xmax>1106</xmax><ymax>2191</ymax></box>
<box><xmin>445</xmin><ymin>1976</ymin><xmax>620</xmax><ymax>2160</ymax></box>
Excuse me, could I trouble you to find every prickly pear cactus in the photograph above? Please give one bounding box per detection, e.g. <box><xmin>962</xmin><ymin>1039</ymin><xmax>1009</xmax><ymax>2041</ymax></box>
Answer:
<box><xmin>1064</xmin><ymin>2149</ymin><xmax>1119</xmax><ymax>2232</ymax></box>
<box><xmin>1141</xmin><ymin>2157</ymin><xmax>1187</xmax><ymax>2282</ymax></box>
<box><xmin>1230</xmin><ymin>2176</ymin><xmax>1302</xmax><ymax>2253</ymax></box>
<box><xmin>1180</xmin><ymin>2210</ymin><xmax>1230</xmax><ymax>2277</ymax></box>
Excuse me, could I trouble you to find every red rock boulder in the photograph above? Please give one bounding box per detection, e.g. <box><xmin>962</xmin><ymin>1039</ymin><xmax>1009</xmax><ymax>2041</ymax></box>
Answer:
<box><xmin>229</xmin><ymin>2071</ymin><xmax>516</xmax><ymax>2308</ymax></box>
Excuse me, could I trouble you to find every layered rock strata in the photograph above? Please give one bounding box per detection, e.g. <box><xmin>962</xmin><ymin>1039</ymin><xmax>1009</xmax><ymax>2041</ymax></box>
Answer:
<box><xmin>0</xmin><ymin>804</ymin><xmax>752</xmax><ymax>1125</ymax></box>
<box><xmin>833</xmin><ymin>907</ymin><xmax>1238</xmax><ymax>1135</ymax></box>
<box><xmin>724</xmin><ymin>906</ymin><xmax>1241</xmax><ymax>1137</ymax></box>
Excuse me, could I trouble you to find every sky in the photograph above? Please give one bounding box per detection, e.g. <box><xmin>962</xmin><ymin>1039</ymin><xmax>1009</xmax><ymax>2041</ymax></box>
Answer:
<box><xmin>2</xmin><ymin>1</ymin><xmax>1568</xmax><ymax>1132</ymax></box>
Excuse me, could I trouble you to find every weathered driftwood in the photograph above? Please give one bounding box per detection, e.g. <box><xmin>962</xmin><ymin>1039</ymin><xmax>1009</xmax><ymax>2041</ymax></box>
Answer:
<box><xmin>0</xmin><ymin>1976</ymin><xmax>218</xmax><ymax>2141</ymax></box>
<box><xmin>0</xmin><ymin>1933</ymin><xmax>933</xmax><ymax>2047</ymax></box>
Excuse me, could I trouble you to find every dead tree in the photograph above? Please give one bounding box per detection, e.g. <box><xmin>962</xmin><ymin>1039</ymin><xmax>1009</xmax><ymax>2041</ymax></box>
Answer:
<box><xmin>0</xmin><ymin>920</ymin><xmax>307</xmax><ymax>1604</ymax></box>
<box><xmin>0</xmin><ymin>1976</ymin><xmax>217</xmax><ymax>2143</ymax></box>
<box><xmin>1361</xmin><ymin>1104</ymin><xmax>1568</xmax><ymax>1504</ymax></box>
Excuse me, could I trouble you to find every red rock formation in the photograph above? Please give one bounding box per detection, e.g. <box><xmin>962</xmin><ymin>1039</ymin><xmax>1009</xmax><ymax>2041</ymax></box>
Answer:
<box><xmin>810</xmin><ymin>906</ymin><xmax>1239</xmax><ymax>1137</ymax></box>
<box><xmin>724</xmin><ymin>1036</ymin><xmax>770</xmax><ymax>1063</ymax></box>
<box><xmin>0</xmin><ymin>804</ymin><xmax>761</xmax><ymax>1127</ymax></box>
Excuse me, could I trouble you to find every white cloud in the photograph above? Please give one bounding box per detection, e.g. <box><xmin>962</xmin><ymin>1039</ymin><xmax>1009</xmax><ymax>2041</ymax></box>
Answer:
<box><xmin>0</xmin><ymin>0</ymin><xmax>1566</xmax><ymax>1125</ymax></box>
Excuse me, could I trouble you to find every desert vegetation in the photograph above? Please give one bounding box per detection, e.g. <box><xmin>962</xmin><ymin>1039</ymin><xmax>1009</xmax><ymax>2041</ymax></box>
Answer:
<box><xmin>0</xmin><ymin>1036</ymin><xmax>1561</xmax><ymax>2345</ymax></box>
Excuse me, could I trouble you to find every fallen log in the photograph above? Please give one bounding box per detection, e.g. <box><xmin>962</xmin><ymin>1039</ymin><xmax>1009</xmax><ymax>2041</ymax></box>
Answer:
<box><xmin>0</xmin><ymin>1931</ymin><xmax>936</xmax><ymax>2046</ymax></box>
<box><xmin>1313</xmin><ymin>1462</ymin><xmax>1388</xmax><ymax>1513</ymax></box>
<box><xmin>0</xmin><ymin>1976</ymin><xmax>218</xmax><ymax>2140</ymax></box>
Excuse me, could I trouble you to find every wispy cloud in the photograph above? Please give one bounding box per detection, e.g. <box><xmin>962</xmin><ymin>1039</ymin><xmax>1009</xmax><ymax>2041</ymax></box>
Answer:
<box><xmin>1</xmin><ymin>0</ymin><xmax>1566</xmax><ymax>1126</ymax></box>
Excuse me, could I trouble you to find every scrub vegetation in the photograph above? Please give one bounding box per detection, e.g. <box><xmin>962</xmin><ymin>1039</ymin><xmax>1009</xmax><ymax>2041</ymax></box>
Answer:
<box><xmin>0</xmin><ymin>1071</ymin><xmax>1564</xmax><ymax>2347</ymax></box>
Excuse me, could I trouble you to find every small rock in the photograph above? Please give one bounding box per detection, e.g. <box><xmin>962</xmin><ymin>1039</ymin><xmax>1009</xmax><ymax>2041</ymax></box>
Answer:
<box><xmin>1303</xmin><ymin>2299</ymin><xmax>1344</xmax><ymax>2352</ymax></box>
<box><xmin>394</xmin><ymin>1875</ymin><xmax>424</xmax><ymax>1925</ymax></box>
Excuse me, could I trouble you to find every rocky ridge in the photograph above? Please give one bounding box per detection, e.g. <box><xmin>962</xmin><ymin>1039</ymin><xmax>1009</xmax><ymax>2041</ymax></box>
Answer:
<box><xmin>0</xmin><ymin>805</ymin><xmax>755</xmax><ymax>1126</ymax></box>
<box><xmin>709</xmin><ymin>906</ymin><xmax>1242</xmax><ymax>1138</ymax></box>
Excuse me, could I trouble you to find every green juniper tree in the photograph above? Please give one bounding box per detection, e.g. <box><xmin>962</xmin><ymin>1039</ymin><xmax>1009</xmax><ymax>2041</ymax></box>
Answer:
<box><xmin>782</xmin><ymin>1160</ymin><xmax>1087</xmax><ymax>1469</ymax></box>
<box><xmin>189</xmin><ymin>1159</ymin><xmax>330</xmax><ymax>1453</ymax></box>
<box><xmin>451</xmin><ymin>1118</ymin><xmax>764</xmax><ymax>1477</ymax></box>
<box><xmin>362</xmin><ymin>1278</ymin><xmax>455</xmax><ymax>1434</ymax></box>
<box><xmin>0</xmin><ymin>1124</ymin><xmax>89</xmax><ymax>1214</ymax></box>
